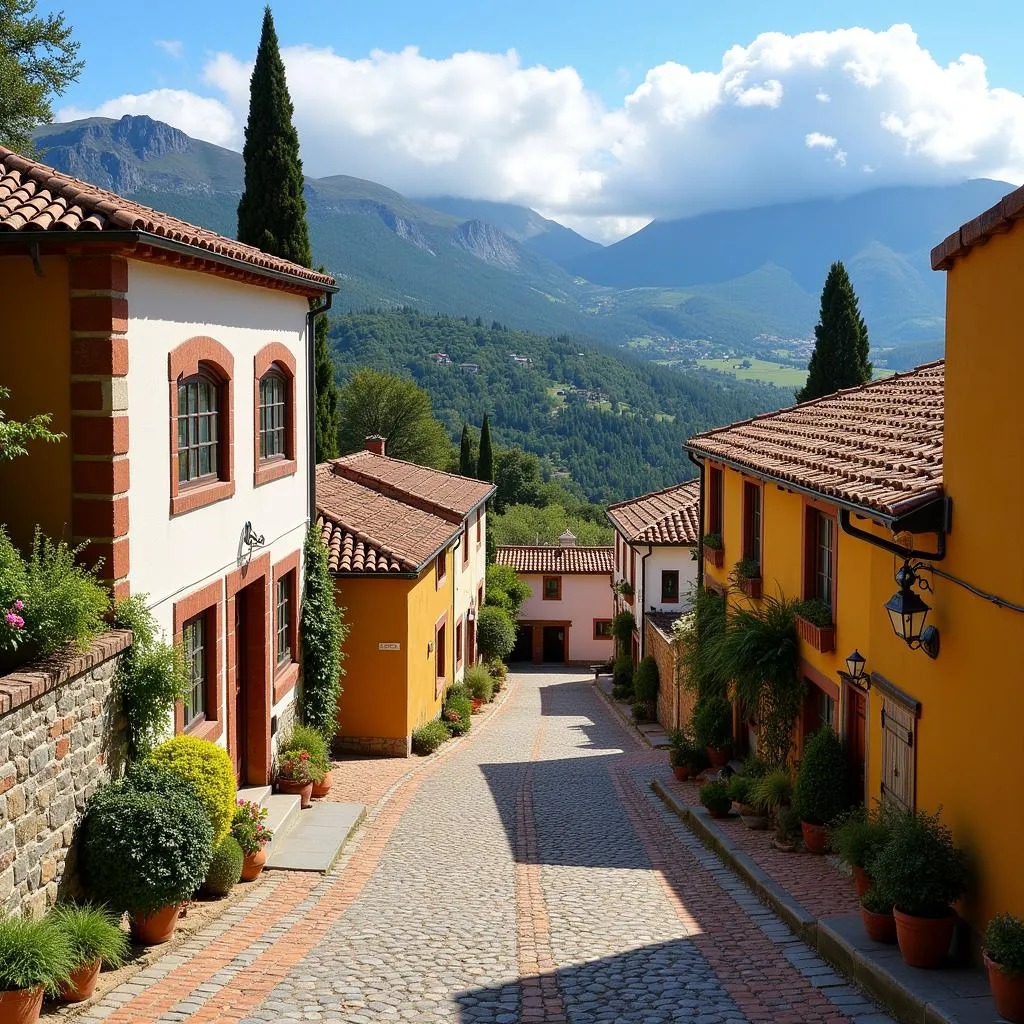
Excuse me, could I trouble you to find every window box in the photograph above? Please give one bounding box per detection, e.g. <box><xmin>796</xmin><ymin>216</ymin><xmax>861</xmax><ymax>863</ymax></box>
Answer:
<box><xmin>795</xmin><ymin>614</ymin><xmax>835</xmax><ymax>654</ymax></box>
<box><xmin>739</xmin><ymin>575</ymin><xmax>762</xmax><ymax>599</ymax></box>
<box><xmin>703</xmin><ymin>546</ymin><xmax>724</xmax><ymax>569</ymax></box>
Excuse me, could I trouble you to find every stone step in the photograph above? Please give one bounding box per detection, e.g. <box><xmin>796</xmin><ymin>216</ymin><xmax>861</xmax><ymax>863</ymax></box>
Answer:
<box><xmin>236</xmin><ymin>784</ymin><xmax>272</xmax><ymax>808</ymax></box>
<box><xmin>266</xmin><ymin>802</ymin><xmax>366</xmax><ymax>872</ymax></box>
<box><xmin>262</xmin><ymin>793</ymin><xmax>302</xmax><ymax>853</ymax></box>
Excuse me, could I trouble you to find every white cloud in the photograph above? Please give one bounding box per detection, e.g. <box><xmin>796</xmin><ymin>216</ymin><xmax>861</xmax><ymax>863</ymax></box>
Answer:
<box><xmin>56</xmin><ymin>24</ymin><xmax>1024</xmax><ymax>240</ymax></box>
<box><xmin>155</xmin><ymin>39</ymin><xmax>184</xmax><ymax>60</ymax></box>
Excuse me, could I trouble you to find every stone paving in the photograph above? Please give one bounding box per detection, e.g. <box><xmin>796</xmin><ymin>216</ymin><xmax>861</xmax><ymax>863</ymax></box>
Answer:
<box><xmin>72</xmin><ymin>669</ymin><xmax>894</xmax><ymax>1023</ymax></box>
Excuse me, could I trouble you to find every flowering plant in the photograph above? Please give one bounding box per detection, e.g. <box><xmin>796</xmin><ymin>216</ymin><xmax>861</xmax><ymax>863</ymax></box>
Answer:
<box><xmin>231</xmin><ymin>799</ymin><xmax>273</xmax><ymax>855</ymax></box>
<box><xmin>1</xmin><ymin>598</ymin><xmax>25</xmax><ymax>654</ymax></box>
<box><xmin>276</xmin><ymin>748</ymin><xmax>314</xmax><ymax>784</ymax></box>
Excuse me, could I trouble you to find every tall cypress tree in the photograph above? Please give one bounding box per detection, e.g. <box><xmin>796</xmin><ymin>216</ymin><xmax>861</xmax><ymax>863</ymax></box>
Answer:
<box><xmin>477</xmin><ymin>414</ymin><xmax>494</xmax><ymax>483</ymax></box>
<box><xmin>797</xmin><ymin>261</ymin><xmax>872</xmax><ymax>403</ymax></box>
<box><xmin>237</xmin><ymin>6</ymin><xmax>339</xmax><ymax>460</ymax></box>
<box><xmin>459</xmin><ymin>424</ymin><xmax>476</xmax><ymax>477</ymax></box>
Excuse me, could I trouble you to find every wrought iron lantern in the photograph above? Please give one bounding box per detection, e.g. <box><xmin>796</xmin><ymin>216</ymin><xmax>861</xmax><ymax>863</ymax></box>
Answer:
<box><xmin>845</xmin><ymin>649</ymin><xmax>866</xmax><ymax>683</ymax></box>
<box><xmin>884</xmin><ymin>561</ymin><xmax>939</xmax><ymax>658</ymax></box>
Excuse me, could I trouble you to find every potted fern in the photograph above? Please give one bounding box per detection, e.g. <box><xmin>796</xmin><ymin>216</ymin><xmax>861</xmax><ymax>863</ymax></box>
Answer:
<box><xmin>50</xmin><ymin>905</ymin><xmax>128</xmax><ymax>1003</ymax></box>
<box><xmin>984</xmin><ymin>913</ymin><xmax>1024</xmax><ymax>1022</ymax></box>
<box><xmin>793</xmin><ymin>726</ymin><xmax>849</xmax><ymax>854</ymax></box>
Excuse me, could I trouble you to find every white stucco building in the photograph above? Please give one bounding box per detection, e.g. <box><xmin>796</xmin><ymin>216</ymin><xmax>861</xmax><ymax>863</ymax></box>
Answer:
<box><xmin>0</xmin><ymin>146</ymin><xmax>335</xmax><ymax>784</ymax></box>
<box><xmin>607</xmin><ymin>480</ymin><xmax>701</xmax><ymax>662</ymax></box>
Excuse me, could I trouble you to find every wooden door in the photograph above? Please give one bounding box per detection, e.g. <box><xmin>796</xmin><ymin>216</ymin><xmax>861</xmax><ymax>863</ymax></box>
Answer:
<box><xmin>233</xmin><ymin>590</ymin><xmax>248</xmax><ymax>783</ymax></box>
<box><xmin>531</xmin><ymin>625</ymin><xmax>543</xmax><ymax>664</ymax></box>
<box><xmin>845</xmin><ymin>686</ymin><xmax>867</xmax><ymax>802</ymax></box>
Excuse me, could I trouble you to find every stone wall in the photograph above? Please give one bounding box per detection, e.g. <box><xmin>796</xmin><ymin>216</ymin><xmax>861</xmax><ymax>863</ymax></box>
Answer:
<box><xmin>645</xmin><ymin>617</ymin><xmax>696</xmax><ymax>734</ymax></box>
<box><xmin>334</xmin><ymin>734</ymin><xmax>411</xmax><ymax>758</ymax></box>
<box><xmin>0</xmin><ymin>630</ymin><xmax>131</xmax><ymax>916</ymax></box>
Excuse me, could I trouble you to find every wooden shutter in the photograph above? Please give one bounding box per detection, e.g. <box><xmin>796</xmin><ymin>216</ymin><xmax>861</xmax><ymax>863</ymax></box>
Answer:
<box><xmin>880</xmin><ymin>696</ymin><xmax>916</xmax><ymax>811</ymax></box>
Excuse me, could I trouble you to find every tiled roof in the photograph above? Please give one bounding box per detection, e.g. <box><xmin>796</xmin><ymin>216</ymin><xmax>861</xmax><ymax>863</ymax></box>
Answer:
<box><xmin>0</xmin><ymin>147</ymin><xmax>334</xmax><ymax>292</ymax></box>
<box><xmin>932</xmin><ymin>183</ymin><xmax>1024</xmax><ymax>271</ymax></box>
<box><xmin>496</xmin><ymin>546</ymin><xmax>613</xmax><ymax>575</ymax></box>
<box><xmin>607</xmin><ymin>479</ymin><xmax>701</xmax><ymax>545</ymax></box>
<box><xmin>687</xmin><ymin>362</ymin><xmax>945</xmax><ymax>520</ymax></box>
<box><xmin>329</xmin><ymin>450</ymin><xmax>494</xmax><ymax>521</ymax></box>
<box><xmin>316</xmin><ymin>465</ymin><xmax>461</xmax><ymax>575</ymax></box>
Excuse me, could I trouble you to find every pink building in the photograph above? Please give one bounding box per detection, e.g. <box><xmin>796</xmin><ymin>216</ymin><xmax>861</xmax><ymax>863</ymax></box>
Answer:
<box><xmin>497</xmin><ymin>534</ymin><xmax>614</xmax><ymax>665</ymax></box>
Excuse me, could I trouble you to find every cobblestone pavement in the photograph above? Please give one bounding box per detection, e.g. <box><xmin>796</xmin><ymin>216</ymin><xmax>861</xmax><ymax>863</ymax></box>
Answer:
<box><xmin>76</xmin><ymin>670</ymin><xmax>893</xmax><ymax>1023</ymax></box>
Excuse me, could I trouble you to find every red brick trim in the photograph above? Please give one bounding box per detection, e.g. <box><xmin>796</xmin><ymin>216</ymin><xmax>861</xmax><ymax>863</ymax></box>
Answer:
<box><xmin>253</xmin><ymin>343</ymin><xmax>298</xmax><ymax>486</ymax></box>
<box><xmin>272</xmin><ymin>550</ymin><xmax>301</xmax><ymax>697</ymax></box>
<box><xmin>168</xmin><ymin>336</ymin><xmax>235</xmax><ymax>516</ymax></box>
<box><xmin>72</xmin><ymin>458</ymin><xmax>130</xmax><ymax>495</ymax></box>
<box><xmin>455</xmin><ymin>615</ymin><xmax>464</xmax><ymax>668</ymax></box>
<box><xmin>70</xmin><ymin>337</ymin><xmax>129</xmax><ymax>376</ymax></box>
<box><xmin>273</xmin><ymin>662</ymin><xmax>300</xmax><ymax>705</ymax></box>
<box><xmin>70</xmin><ymin>295</ymin><xmax>128</xmax><ymax>334</ymax></box>
<box><xmin>71</xmin><ymin>415</ymin><xmax>129</xmax><ymax>457</ymax></box>
<box><xmin>69</xmin><ymin>255</ymin><xmax>129</xmax><ymax>292</ymax></box>
<box><xmin>0</xmin><ymin>630</ymin><xmax>132</xmax><ymax>715</ymax></box>
<box><xmin>80</xmin><ymin>538</ymin><xmax>130</xmax><ymax>582</ymax></box>
<box><xmin>173</xmin><ymin>579</ymin><xmax>224</xmax><ymax>741</ymax></box>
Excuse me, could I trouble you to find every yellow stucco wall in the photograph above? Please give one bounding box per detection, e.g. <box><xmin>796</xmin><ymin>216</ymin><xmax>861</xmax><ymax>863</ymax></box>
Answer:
<box><xmin>405</xmin><ymin>554</ymin><xmax>453</xmax><ymax>733</ymax></box>
<box><xmin>0</xmin><ymin>256</ymin><xmax>72</xmax><ymax>547</ymax></box>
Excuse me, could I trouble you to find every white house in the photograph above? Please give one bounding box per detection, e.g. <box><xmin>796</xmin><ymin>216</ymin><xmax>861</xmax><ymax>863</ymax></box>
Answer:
<box><xmin>0</xmin><ymin>146</ymin><xmax>335</xmax><ymax>785</ymax></box>
<box><xmin>606</xmin><ymin>480</ymin><xmax>701</xmax><ymax>662</ymax></box>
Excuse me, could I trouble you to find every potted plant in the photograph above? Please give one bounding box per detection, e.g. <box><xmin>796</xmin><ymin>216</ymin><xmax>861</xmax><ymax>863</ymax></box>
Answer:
<box><xmin>793</xmin><ymin>726</ymin><xmax>849</xmax><ymax>854</ymax></box>
<box><xmin>703</xmin><ymin>533</ymin><xmax>724</xmax><ymax>568</ymax></box>
<box><xmin>792</xmin><ymin>598</ymin><xmax>835</xmax><ymax>653</ymax></box>
<box><xmin>80</xmin><ymin>765</ymin><xmax>214</xmax><ymax>945</ymax></box>
<box><xmin>734</xmin><ymin>558</ymin><xmax>762</xmax><ymax>598</ymax></box>
<box><xmin>50</xmin><ymin>904</ymin><xmax>128</xmax><ymax>1003</ymax></box>
<box><xmin>870</xmin><ymin>808</ymin><xmax>967</xmax><ymax>968</ymax></box>
<box><xmin>699</xmin><ymin>780</ymin><xmax>732</xmax><ymax>819</ymax></box>
<box><xmin>774</xmin><ymin>806</ymin><xmax>802</xmax><ymax>852</ymax></box>
<box><xmin>692</xmin><ymin>696</ymin><xmax>732</xmax><ymax>768</ymax></box>
<box><xmin>860</xmin><ymin>886</ymin><xmax>897</xmax><ymax>944</ymax></box>
<box><xmin>275</xmin><ymin>748</ymin><xmax>315</xmax><ymax>808</ymax></box>
<box><xmin>0</xmin><ymin>915</ymin><xmax>75</xmax><ymax>1024</ymax></box>
<box><xmin>202</xmin><ymin>836</ymin><xmax>244</xmax><ymax>898</ymax></box>
<box><xmin>668</xmin><ymin>729</ymin><xmax>700</xmax><ymax>781</ymax></box>
<box><xmin>751</xmin><ymin>767</ymin><xmax>792</xmax><ymax>822</ymax></box>
<box><xmin>232</xmin><ymin>799</ymin><xmax>274</xmax><ymax>881</ymax></box>
<box><xmin>286</xmin><ymin>725</ymin><xmax>332</xmax><ymax>798</ymax></box>
<box><xmin>984</xmin><ymin>913</ymin><xmax>1024</xmax><ymax>1022</ymax></box>
<box><xmin>615</xmin><ymin>579</ymin><xmax>634</xmax><ymax>603</ymax></box>
<box><xmin>830</xmin><ymin>804</ymin><xmax>893</xmax><ymax>897</ymax></box>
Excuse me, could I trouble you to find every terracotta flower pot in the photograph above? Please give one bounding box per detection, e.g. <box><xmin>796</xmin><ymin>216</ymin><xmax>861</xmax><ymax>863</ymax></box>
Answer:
<box><xmin>241</xmin><ymin>846</ymin><xmax>268</xmax><ymax>882</ymax></box>
<box><xmin>985</xmin><ymin>953</ymin><xmax>1024</xmax><ymax>1023</ymax></box>
<box><xmin>311</xmin><ymin>772</ymin><xmax>332</xmax><ymax>798</ymax></box>
<box><xmin>0</xmin><ymin>985</ymin><xmax>43</xmax><ymax>1024</ymax></box>
<box><xmin>852</xmin><ymin>865</ymin><xmax>873</xmax><ymax>898</ymax></box>
<box><xmin>801</xmin><ymin>820</ymin><xmax>829</xmax><ymax>854</ymax></box>
<box><xmin>672</xmin><ymin>764</ymin><xmax>690</xmax><ymax>781</ymax></box>
<box><xmin>706</xmin><ymin>745</ymin><xmax>730</xmax><ymax>769</ymax></box>
<box><xmin>276</xmin><ymin>777</ymin><xmax>313</xmax><ymax>808</ymax></box>
<box><xmin>130</xmin><ymin>904</ymin><xmax>180</xmax><ymax>945</ymax></box>
<box><xmin>60</xmin><ymin>958</ymin><xmax>101</xmax><ymax>1003</ymax></box>
<box><xmin>861</xmin><ymin>906</ymin><xmax>897</xmax><ymax>944</ymax></box>
<box><xmin>893</xmin><ymin>908</ymin><xmax>956</xmax><ymax>968</ymax></box>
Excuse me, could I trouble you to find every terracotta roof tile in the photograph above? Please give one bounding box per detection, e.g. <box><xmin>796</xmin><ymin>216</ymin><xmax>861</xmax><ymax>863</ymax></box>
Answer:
<box><xmin>495</xmin><ymin>546</ymin><xmax>613</xmax><ymax>574</ymax></box>
<box><xmin>0</xmin><ymin>147</ymin><xmax>333</xmax><ymax>291</ymax></box>
<box><xmin>931</xmin><ymin>182</ymin><xmax>1024</xmax><ymax>270</ymax></box>
<box><xmin>607</xmin><ymin>479</ymin><xmax>701</xmax><ymax>545</ymax></box>
<box><xmin>687</xmin><ymin>362</ymin><xmax>944</xmax><ymax>520</ymax></box>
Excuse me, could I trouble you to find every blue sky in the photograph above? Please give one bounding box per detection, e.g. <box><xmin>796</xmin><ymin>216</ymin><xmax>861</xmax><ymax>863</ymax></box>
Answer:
<box><xmin>48</xmin><ymin>2</ymin><xmax>1024</xmax><ymax>239</ymax></box>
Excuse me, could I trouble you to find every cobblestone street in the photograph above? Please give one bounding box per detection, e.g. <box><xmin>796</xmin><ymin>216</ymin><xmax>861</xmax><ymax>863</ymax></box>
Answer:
<box><xmin>78</xmin><ymin>670</ymin><xmax>892</xmax><ymax>1023</ymax></box>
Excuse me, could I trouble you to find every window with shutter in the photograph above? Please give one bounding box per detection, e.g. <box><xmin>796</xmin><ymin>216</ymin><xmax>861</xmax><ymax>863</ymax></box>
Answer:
<box><xmin>881</xmin><ymin>695</ymin><xmax>916</xmax><ymax>811</ymax></box>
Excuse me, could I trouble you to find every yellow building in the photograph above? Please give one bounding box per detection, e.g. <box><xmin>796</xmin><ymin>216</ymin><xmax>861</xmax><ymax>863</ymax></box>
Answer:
<box><xmin>315</xmin><ymin>446</ymin><xmax>493</xmax><ymax>756</ymax></box>
<box><xmin>686</xmin><ymin>185</ymin><xmax>1024</xmax><ymax>937</ymax></box>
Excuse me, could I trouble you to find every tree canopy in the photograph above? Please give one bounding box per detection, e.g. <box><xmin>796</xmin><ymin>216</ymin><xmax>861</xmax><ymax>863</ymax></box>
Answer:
<box><xmin>0</xmin><ymin>386</ymin><xmax>62</xmax><ymax>460</ymax></box>
<box><xmin>459</xmin><ymin>424</ymin><xmax>476</xmax><ymax>477</ymax></box>
<box><xmin>477</xmin><ymin>413</ymin><xmax>494</xmax><ymax>483</ymax></box>
<box><xmin>0</xmin><ymin>0</ymin><xmax>81</xmax><ymax>153</ymax></box>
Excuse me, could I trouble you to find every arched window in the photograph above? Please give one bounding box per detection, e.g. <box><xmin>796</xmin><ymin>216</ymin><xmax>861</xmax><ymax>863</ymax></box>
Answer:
<box><xmin>177</xmin><ymin>372</ymin><xmax>222</xmax><ymax>484</ymax></box>
<box><xmin>259</xmin><ymin>370</ymin><xmax>287</xmax><ymax>460</ymax></box>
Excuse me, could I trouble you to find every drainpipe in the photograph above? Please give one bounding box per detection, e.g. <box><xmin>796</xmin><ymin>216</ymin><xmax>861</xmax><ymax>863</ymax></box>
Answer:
<box><xmin>306</xmin><ymin>291</ymin><xmax>334</xmax><ymax>526</ymax></box>
<box><xmin>688</xmin><ymin>452</ymin><xmax>706</xmax><ymax>587</ymax></box>
<box><xmin>639</xmin><ymin>544</ymin><xmax>653</xmax><ymax>659</ymax></box>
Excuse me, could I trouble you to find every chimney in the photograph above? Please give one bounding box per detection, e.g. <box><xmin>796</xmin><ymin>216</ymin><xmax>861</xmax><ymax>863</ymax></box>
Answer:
<box><xmin>365</xmin><ymin>434</ymin><xmax>386</xmax><ymax>456</ymax></box>
<box><xmin>558</xmin><ymin>529</ymin><xmax>578</xmax><ymax>547</ymax></box>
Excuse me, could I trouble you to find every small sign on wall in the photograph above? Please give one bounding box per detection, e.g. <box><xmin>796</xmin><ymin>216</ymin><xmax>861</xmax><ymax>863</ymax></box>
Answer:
<box><xmin>378</xmin><ymin>642</ymin><xmax>401</xmax><ymax>651</ymax></box>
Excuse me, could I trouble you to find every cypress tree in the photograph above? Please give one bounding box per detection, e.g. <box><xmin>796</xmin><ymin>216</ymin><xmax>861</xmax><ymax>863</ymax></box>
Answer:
<box><xmin>797</xmin><ymin>261</ymin><xmax>872</xmax><ymax>403</ymax></box>
<box><xmin>477</xmin><ymin>414</ymin><xmax>494</xmax><ymax>483</ymax></box>
<box><xmin>459</xmin><ymin>424</ymin><xmax>475</xmax><ymax>477</ymax></box>
<box><xmin>237</xmin><ymin>7</ymin><xmax>339</xmax><ymax>460</ymax></box>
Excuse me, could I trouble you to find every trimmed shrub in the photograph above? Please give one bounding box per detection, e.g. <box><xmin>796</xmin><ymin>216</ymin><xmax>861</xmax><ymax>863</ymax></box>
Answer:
<box><xmin>49</xmin><ymin>904</ymin><xmax>129</xmax><ymax>970</ymax></box>
<box><xmin>630</xmin><ymin>700</ymin><xmax>649</xmax><ymax>723</ymax></box>
<box><xmin>612</xmin><ymin>653</ymin><xmax>633</xmax><ymax>690</ymax></box>
<box><xmin>280</xmin><ymin>724</ymin><xmax>330</xmax><ymax>782</ymax></box>
<box><xmin>633</xmin><ymin>655</ymin><xmax>659</xmax><ymax>706</ymax></box>
<box><xmin>829</xmin><ymin>804</ymin><xmax>894</xmax><ymax>869</ymax></box>
<box><xmin>477</xmin><ymin>605</ymin><xmax>516</xmax><ymax>662</ymax></box>
<box><xmin>464</xmin><ymin>664</ymin><xmax>495</xmax><ymax>703</ymax></box>
<box><xmin>985</xmin><ymin>914</ymin><xmax>1024</xmax><ymax>977</ymax></box>
<box><xmin>81</xmin><ymin>782</ymin><xmax>214</xmax><ymax>915</ymax></box>
<box><xmin>612</xmin><ymin>611</ymin><xmax>635</xmax><ymax>655</ymax></box>
<box><xmin>411</xmin><ymin>720</ymin><xmax>449</xmax><ymax>755</ymax></box>
<box><xmin>0</xmin><ymin>915</ymin><xmax>75</xmax><ymax>996</ymax></box>
<box><xmin>728</xmin><ymin>774</ymin><xmax>754</xmax><ymax>806</ymax></box>
<box><xmin>698</xmin><ymin>781</ymin><xmax>731</xmax><ymax>816</ymax></box>
<box><xmin>147</xmin><ymin>736</ymin><xmax>237</xmax><ymax>844</ymax></box>
<box><xmin>202</xmin><ymin>836</ymin><xmax>244</xmax><ymax>898</ymax></box>
<box><xmin>793</xmin><ymin>727</ymin><xmax>849</xmax><ymax>826</ymax></box>
<box><xmin>691</xmin><ymin>695</ymin><xmax>732</xmax><ymax>749</ymax></box>
<box><xmin>443</xmin><ymin>693</ymin><xmax>473</xmax><ymax>736</ymax></box>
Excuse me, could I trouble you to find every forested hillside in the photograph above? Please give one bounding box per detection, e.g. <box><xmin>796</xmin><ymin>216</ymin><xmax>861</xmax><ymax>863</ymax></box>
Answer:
<box><xmin>329</xmin><ymin>311</ymin><xmax>791</xmax><ymax>503</ymax></box>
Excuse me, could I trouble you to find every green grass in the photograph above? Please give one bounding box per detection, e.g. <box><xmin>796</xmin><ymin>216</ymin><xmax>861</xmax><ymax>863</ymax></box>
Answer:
<box><xmin>697</xmin><ymin>358</ymin><xmax>806</xmax><ymax>389</ymax></box>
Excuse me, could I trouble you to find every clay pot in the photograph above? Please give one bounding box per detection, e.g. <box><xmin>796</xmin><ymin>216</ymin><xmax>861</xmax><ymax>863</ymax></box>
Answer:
<box><xmin>60</xmin><ymin>959</ymin><xmax>101</xmax><ymax>1003</ymax></box>
<box><xmin>311</xmin><ymin>772</ymin><xmax>333</xmax><ymax>799</ymax></box>
<box><xmin>985</xmin><ymin>953</ymin><xmax>1024</xmax><ymax>1023</ymax></box>
<box><xmin>852</xmin><ymin>865</ymin><xmax>873</xmax><ymax>898</ymax></box>
<box><xmin>130</xmin><ymin>904</ymin><xmax>180</xmax><ymax>945</ymax></box>
<box><xmin>276</xmin><ymin>777</ymin><xmax>313</xmax><ymax>808</ymax></box>
<box><xmin>893</xmin><ymin>908</ymin><xmax>956</xmax><ymax>968</ymax></box>
<box><xmin>861</xmin><ymin>906</ymin><xmax>897</xmax><ymax>944</ymax></box>
<box><xmin>800</xmin><ymin>821</ymin><xmax>829</xmax><ymax>855</ymax></box>
<box><xmin>241</xmin><ymin>847</ymin><xmax>268</xmax><ymax>882</ymax></box>
<box><xmin>672</xmin><ymin>764</ymin><xmax>690</xmax><ymax>781</ymax></box>
<box><xmin>0</xmin><ymin>985</ymin><xmax>43</xmax><ymax>1024</ymax></box>
<box><xmin>706</xmin><ymin>745</ymin><xmax>730</xmax><ymax>769</ymax></box>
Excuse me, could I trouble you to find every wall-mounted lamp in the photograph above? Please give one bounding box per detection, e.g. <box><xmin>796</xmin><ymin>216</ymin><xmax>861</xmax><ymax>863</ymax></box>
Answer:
<box><xmin>884</xmin><ymin>561</ymin><xmax>939</xmax><ymax>659</ymax></box>
<box><xmin>427</xmin><ymin>640</ymin><xmax>435</xmax><ymax>655</ymax></box>
<box><xmin>243</xmin><ymin>521</ymin><xmax>265</xmax><ymax>548</ymax></box>
<box><xmin>845</xmin><ymin>649</ymin><xmax>867</xmax><ymax>683</ymax></box>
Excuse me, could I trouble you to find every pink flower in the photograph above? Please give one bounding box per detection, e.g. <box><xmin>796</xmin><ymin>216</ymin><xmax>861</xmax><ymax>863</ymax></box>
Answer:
<box><xmin>13</xmin><ymin>600</ymin><xmax>23</xmax><ymax>611</ymax></box>
<box><xmin>5</xmin><ymin>613</ymin><xmax>24</xmax><ymax>629</ymax></box>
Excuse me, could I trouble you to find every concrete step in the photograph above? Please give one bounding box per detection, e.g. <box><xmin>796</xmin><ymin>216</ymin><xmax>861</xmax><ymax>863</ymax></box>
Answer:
<box><xmin>262</xmin><ymin>793</ymin><xmax>302</xmax><ymax>854</ymax></box>
<box><xmin>266</xmin><ymin>802</ymin><xmax>366</xmax><ymax>872</ymax></box>
<box><xmin>236</xmin><ymin>784</ymin><xmax>272</xmax><ymax>808</ymax></box>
